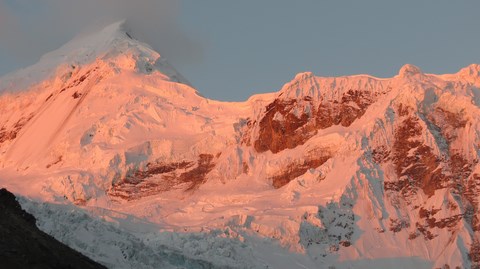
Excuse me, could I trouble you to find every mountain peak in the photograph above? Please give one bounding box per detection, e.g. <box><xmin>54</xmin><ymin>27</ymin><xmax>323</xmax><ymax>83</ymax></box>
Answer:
<box><xmin>0</xmin><ymin>20</ymin><xmax>191</xmax><ymax>92</ymax></box>
<box><xmin>293</xmin><ymin>71</ymin><xmax>315</xmax><ymax>81</ymax></box>
<box><xmin>458</xmin><ymin>63</ymin><xmax>480</xmax><ymax>77</ymax></box>
<box><xmin>398</xmin><ymin>64</ymin><xmax>422</xmax><ymax>77</ymax></box>
<box><xmin>39</xmin><ymin>20</ymin><xmax>137</xmax><ymax>66</ymax></box>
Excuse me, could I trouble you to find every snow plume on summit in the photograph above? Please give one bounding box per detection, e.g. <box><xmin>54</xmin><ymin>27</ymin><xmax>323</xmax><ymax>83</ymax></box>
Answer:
<box><xmin>0</xmin><ymin>0</ymin><xmax>201</xmax><ymax>77</ymax></box>
<box><xmin>0</xmin><ymin>20</ymin><xmax>191</xmax><ymax>93</ymax></box>
<box><xmin>2</xmin><ymin>21</ymin><xmax>480</xmax><ymax>269</ymax></box>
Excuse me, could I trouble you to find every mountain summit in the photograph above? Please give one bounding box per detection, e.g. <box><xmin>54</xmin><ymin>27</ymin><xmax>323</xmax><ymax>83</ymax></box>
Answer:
<box><xmin>1</xmin><ymin>22</ymin><xmax>480</xmax><ymax>269</ymax></box>
<box><xmin>0</xmin><ymin>21</ymin><xmax>190</xmax><ymax>93</ymax></box>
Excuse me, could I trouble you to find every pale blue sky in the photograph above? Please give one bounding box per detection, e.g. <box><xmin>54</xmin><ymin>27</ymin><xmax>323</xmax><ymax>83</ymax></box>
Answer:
<box><xmin>1</xmin><ymin>1</ymin><xmax>479</xmax><ymax>101</ymax></box>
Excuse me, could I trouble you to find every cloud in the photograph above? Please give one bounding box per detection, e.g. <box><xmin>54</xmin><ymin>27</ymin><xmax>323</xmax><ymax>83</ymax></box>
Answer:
<box><xmin>0</xmin><ymin>0</ymin><xmax>201</xmax><ymax>74</ymax></box>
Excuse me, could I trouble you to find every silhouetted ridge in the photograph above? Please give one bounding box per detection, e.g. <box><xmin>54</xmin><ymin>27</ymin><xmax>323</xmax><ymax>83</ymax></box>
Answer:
<box><xmin>0</xmin><ymin>188</ymin><xmax>106</xmax><ymax>269</ymax></box>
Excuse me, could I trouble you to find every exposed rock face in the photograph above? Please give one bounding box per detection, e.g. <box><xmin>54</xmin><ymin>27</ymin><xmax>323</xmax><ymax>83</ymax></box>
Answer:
<box><xmin>108</xmin><ymin>154</ymin><xmax>216</xmax><ymax>200</ymax></box>
<box><xmin>0</xmin><ymin>114</ymin><xmax>34</xmax><ymax>144</ymax></box>
<box><xmin>0</xmin><ymin>188</ymin><xmax>106</xmax><ymax>269</ymax></box>
<box><xmin>254</xmin><ymin>97</ymin><xmax>315</xmax><ymax>153</ymax></box>
<box><xmin>253</xmin><ymin>90</ymin><xmax>377</xmax><ymax>154</ymax></box>
<box><xmin>359</xmin><ymin>77</ymin><xmax>480</xmax><ymax>268</ymax></box>
<box><xmin>386</xmin><ymin>105</ymin><xmax>446</xmax><ymax>197</ymax></box>
<box><xmin>252</xmin><ymin>73</ymin><xmax>384</xmax><ymax>154</ymax></box>
<box><xmin>270</xmin><ymin>155</ymin><xmax>331</xmax><ymax>189</ymax></box>
<box><xmin>378</xmin><ymin>99</ymin><xmax>480</xmax><ymax>236</ymax></box>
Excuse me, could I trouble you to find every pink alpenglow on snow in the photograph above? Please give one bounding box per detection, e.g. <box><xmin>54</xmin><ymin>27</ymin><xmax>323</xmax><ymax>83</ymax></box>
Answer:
<box><xmin>0</xmin><ymin>21</ymin><xmax>479</xmax><ymax>269</ymax></box>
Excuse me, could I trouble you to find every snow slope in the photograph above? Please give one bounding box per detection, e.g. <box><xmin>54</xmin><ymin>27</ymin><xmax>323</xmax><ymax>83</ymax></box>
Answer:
<box><xmin>1</xmin><ymin>21</ymin><xmax>480</xmax><ymax>269</ymax></box>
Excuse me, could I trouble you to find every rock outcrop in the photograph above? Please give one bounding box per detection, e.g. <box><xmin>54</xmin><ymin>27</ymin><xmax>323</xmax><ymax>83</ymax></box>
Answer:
<box><xmin>0</xmin><ymin>188</ymin><xmax>106</xmax><ymax>269</ymax></box>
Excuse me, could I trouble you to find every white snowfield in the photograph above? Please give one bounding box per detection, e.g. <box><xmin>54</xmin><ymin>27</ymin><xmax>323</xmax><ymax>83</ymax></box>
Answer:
<box><xmin>1</xmin><ymin>21</ymin><xmax>480</xmax><ymax>269</ymax></box>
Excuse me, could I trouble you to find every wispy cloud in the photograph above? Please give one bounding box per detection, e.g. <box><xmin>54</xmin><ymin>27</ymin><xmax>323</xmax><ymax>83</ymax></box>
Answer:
<box><xmin>0</xmin><ymin>0</ymin><xmax>201</xmax><ymax>75</ymax></box>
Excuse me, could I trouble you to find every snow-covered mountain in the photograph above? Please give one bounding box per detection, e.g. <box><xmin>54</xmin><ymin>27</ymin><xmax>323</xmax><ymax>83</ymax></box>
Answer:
<box><xmin>1</xmin><ymin>21</ymin><xmax>480</xmax><ymax>269</ymax></box>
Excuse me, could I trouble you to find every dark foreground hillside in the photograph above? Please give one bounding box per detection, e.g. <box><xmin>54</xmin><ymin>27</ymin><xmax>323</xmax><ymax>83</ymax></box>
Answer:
<box><xmin>0</xmin><ymin>188</ymin><xmax>106</xmax><ymax>269</ymax></box>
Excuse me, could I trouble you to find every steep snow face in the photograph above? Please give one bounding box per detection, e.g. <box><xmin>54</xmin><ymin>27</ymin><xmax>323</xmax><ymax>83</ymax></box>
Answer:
<box><xmin>1</xmin><ymin>22</ymin><xmax>480</xmax><ymax>268</ymax></box>
<box><xmin>341</xmin><ymin>68</ymin><xmax>480</xmax><ymax>269</ymax></box>
<box><xmin>0</xmin><ymin>21</ymin><xmax>249</xmax><ymax>202</ymax></box>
